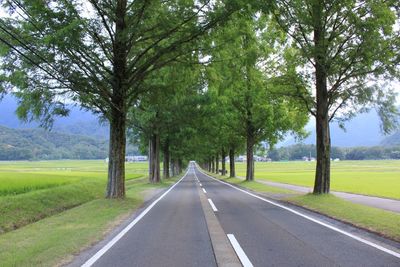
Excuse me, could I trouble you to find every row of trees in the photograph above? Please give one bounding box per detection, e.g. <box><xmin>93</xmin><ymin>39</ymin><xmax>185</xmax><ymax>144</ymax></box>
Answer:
<box><xmin>267</xmin><ymin>144</ymin><xmax>400</xmax><ymax>161</ymax></box>
<box><xmin>1</xmin><ymin>1</ymin><xmax>399</xmax><ymax>198</ymax></box>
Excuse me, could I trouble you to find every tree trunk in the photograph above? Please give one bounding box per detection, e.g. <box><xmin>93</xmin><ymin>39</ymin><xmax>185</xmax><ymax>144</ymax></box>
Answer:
<box><xmin>229</xmin><ymin>148</ymin><xmax>235</xmax><ymax>178</ymax></box>
<box><xmin>221</xmin><ymin>148</ymin><xmax>226</xmax><ymax>175</ymax></box>
<box><xmin>106</xmin><ymin>0</ymin><xmax>128</xmax><ymax>199</ymax></box>
<box><xmin>149</xmin><ymin>133</ymin><xmax>161</xmax><ymax>183</ymax></box>
<box><xmin>246</xmin><ymin>131</ymin><xmax>255</xmax><ymax>181</ymax></box>
<box><xmin>162</xmin><ymin>140</ymin><xmax>170</xmax><ymax>179</ymax></box>
<box><xmin>314</xmin><ymin>115</ymin><xmax>330</xmax><ymax>194</ymax></box>
<box><xmin>313</xmin><ymin>2</ymin><xmax>330</xmax><ymax>194</ymax></box>
<box><xmin>171</xmin><ymin>159</ymin><xmax>176</xmax><ymax>176</ymax></box>
<box><xmin>179</xmin><ymin>159</ymin><xmax>183</xmax><ymax>173</ymax></box>
<box><xmin>215</xmin><ymin>153</ymin><xmax>219</xmax><ymax>174</ymax></box>
<box><xmin>211</xmin><ymin>156</ymin><xmax>215</xmax><ymax>173</ymax></box>
<box><xmin>148</xmin><ymin>139</ymin><xmax>152</xmax><ymax>177</ymax></box>
<box><xmin>106</xmin><ymin>107</ymin><xmax>126</xmax><ymax>198</ymax></box>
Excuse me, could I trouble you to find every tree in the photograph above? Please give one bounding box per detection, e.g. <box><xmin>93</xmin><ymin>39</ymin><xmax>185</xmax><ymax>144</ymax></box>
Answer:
<box><xmin>0</xmin><ymin>0</ymin><xmax>236</xmax><ymax>198</ymax></box>
<box><xmin>207</xmin><ymin>12</ymin><xmax>308</xmax><ymax>181</ymax></box>
<box><xmin>272</xmin><ymin>0</ymin><xmax>400</xmax><ymax>193</ymax></box>
<box><xmin>128</xmin><ymin>56</ymin><xmax>202</xmax><ymax>183</ymax></box>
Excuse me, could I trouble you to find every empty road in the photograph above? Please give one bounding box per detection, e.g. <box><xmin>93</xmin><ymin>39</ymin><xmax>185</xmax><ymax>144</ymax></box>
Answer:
<box><xmin>72</xmin><ymin>163</ymin><xmax>400</xmax><ymax>267</ymax></box>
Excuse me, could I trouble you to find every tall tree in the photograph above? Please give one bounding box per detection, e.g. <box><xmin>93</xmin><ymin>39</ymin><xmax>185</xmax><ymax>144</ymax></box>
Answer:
<box><xmin>207</xmin><ymin>13</ymin><xmax>308</xmax><ymax>181</ymax></box>
<box><xmin>272</xmin><ymin>0</ymin><xmax>400</xmax><ymax>193</ymax></box>
<box><xmin>0</xmin><ymin>0</ymin><xmax>236</xmax><ymax>198</ymax></box>
<box><xmin>128</xmin><ymin>55</ymin><xmax>202</xmax><ymax>183</ymax></box>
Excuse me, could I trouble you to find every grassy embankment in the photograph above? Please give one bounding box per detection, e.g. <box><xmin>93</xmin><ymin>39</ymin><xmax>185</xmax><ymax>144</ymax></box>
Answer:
<box><xmin>206</xmin><ymin>160</ymin><xmax>400</xmax><ymax>242</ymax></box>
<box><xmin>0</xmin><ymin>160</ymin><xmax>179</xmax><ymax>266</ymax></box>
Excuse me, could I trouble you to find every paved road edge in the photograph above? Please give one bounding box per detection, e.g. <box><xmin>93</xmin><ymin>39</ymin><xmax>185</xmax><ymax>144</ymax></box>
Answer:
<box><xmin>79</xmin><ymin>171</ymin><xmax>189</xmax><ymax>267</ymax></box>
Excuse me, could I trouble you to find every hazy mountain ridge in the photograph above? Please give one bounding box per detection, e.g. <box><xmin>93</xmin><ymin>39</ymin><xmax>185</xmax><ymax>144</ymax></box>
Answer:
<box><xmin>0</xmin><ymin>125</ymin><xmax>108</xmax><ymax>160</ymax></box>
<box><xmin>0</xmin><ymin>95</ymin><xmax>109</xmax><ymax>139</ymax></box>
<box><xmin>1</xmin><ymin>95</ymin><xmax>399</xmax><ymax>149</ymax></box>
<box><xmin>381</xmin><ymin>131</ymin><xmax>400</xmax><ymax>146</ymax></box>
<box><xmin>280</xmin><ymin>111</ymin><xmax>400</xmax><ymax>147</ymax></box>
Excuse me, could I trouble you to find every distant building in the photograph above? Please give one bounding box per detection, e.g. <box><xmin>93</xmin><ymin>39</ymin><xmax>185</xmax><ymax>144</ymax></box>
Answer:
<box><xmin>303</xmin><ymin>156</ymin><xmax>316</xmax><ymax>162</ymax></box>
<box><xmin>126</xmin><ymin>155</ymin><xmax>148</xmax><ymax>162</ymax></box>
<box><xmin>236</xmin><ymin>155</ymin><xmax>246</xmax><ymax>162</ymax></box>
<box><xmin>235</xmin><ymin>155</ymin><xmax>271</xmax><ymax>162</ymax></box>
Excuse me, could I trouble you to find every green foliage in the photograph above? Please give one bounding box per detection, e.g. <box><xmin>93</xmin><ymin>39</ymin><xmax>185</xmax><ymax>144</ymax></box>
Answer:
<box><xmin>272</xmin><ymin>0</ymin><xmax>400</xmax><ymax>131</ymax></box>
<box><xmin>206</xmin><ymin>12</ymin><xmax>308</xmax><ymax>148</ymax></box>
<box><xmin>0</xmin><ymin>0</ymin><xmax>237</xmax><ymax>124</ymax></box>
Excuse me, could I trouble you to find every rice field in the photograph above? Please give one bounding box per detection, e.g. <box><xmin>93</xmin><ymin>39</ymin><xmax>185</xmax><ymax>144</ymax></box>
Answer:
<box><xmin>0</xmin><ymin>160</ymin><xmax>148</xmax><ymax>196</ymax></box>
<box><xmin>235</xmin><ymin>160</ymin><xmax>400</xmax><ymax>199</ymax></box>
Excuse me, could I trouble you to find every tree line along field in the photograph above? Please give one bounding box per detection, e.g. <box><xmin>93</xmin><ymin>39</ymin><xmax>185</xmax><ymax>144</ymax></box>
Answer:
<box><xmin>235</xmin><ymin>160</ymin><xmax>400</xmax><ymax>200</ymax></box>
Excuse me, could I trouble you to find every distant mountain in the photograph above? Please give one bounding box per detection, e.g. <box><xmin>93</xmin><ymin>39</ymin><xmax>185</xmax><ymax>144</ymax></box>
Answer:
<box><xmin>0</xmin><ymin>95</ymin><xmax>109</xmax><ymax>139</ymax></box>
<box><xmin>0</xmin><ymin>96</ymin><xmax>141</xmax><ymax>160</ymax></box>
<box><xmin>380</xmin><ymin>130</ymin><xmax>400</xmax><ymax>146</ymax></box>
<box><xmin>0</xmin><ymin>125</ymin><xmax>108</xmax><ymax>160</ymax></box>
<box><xmin>279</xmin><ymin>110</ymin><xmax>392</xmax><ymax>147</ymax></box>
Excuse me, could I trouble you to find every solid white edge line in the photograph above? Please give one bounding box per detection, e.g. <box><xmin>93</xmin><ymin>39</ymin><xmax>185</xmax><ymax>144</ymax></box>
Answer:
<box><xmin>203</xmin><ymin>188</ymin><xmax>207</xmax><ymax>194</ymax></box>
<box><xmin>196</xmin><ymin>166</ymin><xmax>400</xmax><ymax>259</ymax></box>
<box><xmin>227</xmin><ymin>234</ymin><xmax>254</xmax><ymax>267</ymax></box>
<box><xmin>81</xmin><ymin>169</ymin><xmax>190</xmax><ymax>267</ymax></box>
<box><xmin>208</xmin><ymin>198</ymin><xmax>218</xmax><ymax>212</ymax></box>
<box><xmin>199</xmin><ymin>183</ymin><xmax>202</xmax><ymax>186</ymax></box>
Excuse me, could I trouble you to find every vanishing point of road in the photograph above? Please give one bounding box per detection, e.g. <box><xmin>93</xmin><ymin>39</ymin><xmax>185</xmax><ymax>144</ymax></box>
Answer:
<box><xmin>70</xmin><ymin>162</ymin><xmax>400</xmax><ymax>267</ymax></box>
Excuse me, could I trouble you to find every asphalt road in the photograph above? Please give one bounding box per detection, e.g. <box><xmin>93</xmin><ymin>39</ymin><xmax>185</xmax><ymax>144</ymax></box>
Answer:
<box><xmin>84</xmin><ymin>165</ymin><xmax>216</xmax><ymax>267</ymax></box>
<box><xmin>75</xmin><ymin>162</ymin><xmax>400</xmax><ymax>267</ymax></box>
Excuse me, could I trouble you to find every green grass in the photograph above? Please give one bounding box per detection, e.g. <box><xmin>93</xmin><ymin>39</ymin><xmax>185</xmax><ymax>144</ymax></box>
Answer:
<box><xmin>0</xmin><ymin>172</ymin><xmax>80</xmax><ymax>196</ymax></box>
<box><xmin>288</xmin><ymin>194</ymin><xmax>400</xmax><ymax>242</ymax></box>
<box><xmin>0</xmin><ymin>160</ymin><xmax>180</xmax><ymax>266</ymax></box>
<box><xmin>0</xmin><ymin>177</ymin><xmax>180</xmax><ymax>267</ymax></box>
<box><xmin>0</xmin><ymin>160</ymin><xmax>147</xmax><ymax>196</ymax></box>
<box><xmin>0</xmin><ymin>179</ymin><xmax>104</xmax><ymax>233</ymax></box>
<box><xmin>217</xmin><ymin>176</ymin><xmax>297</xmax><ymax>195</ymax></box>
<box><xmin>0</xmin><ymin>160</ymin><xmax>147</xmax><ymax>232</ymax></box>
<box><xmin>235</xmin><ymin>160</ymin><xmax>400</xmax><ymax>199</ymax></box>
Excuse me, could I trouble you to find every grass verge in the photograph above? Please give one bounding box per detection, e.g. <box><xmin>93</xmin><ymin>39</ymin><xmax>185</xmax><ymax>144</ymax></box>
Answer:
<box><xmin>288</xmin><ymin>194</ymin><xmax>400</xmax><ymax>242</ymax></box>
<box><xmin>235</xmin><ymin>161</ymin><xmax>400</xmax><ymax>199</ymax></box>
<box><xmin>0</xmin><ymin>176</ymin><xmax>180</xmax><ymax>267</ymax></box>
<box><xmin>205</xmin><ymin>171</ymin><xmax>297</xmax><ymax>196</ymax></box>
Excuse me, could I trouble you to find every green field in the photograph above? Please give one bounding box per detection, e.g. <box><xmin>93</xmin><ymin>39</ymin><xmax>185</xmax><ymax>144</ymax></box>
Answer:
<box><xmin>0</xmin><ymin>160</ymin><xmax>148</xmax><ymax>196</ymax></box>
<box><xmin>235</xmin><ymin>160</ymin><xmax>400</xmax><ymax>199</ymax></box>
<box><xmin>0</xmin><ymin>160</ymin><xmax>149</xmax><ymax>233</ymax></box>
<box><xmin>0</xmin><ymin>160</ymin><xmax>181</xmax><ymax>266</ymax></box>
